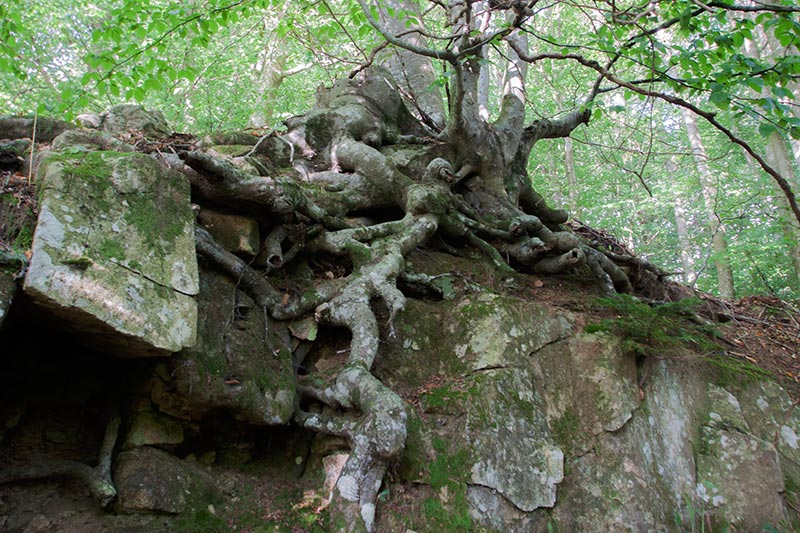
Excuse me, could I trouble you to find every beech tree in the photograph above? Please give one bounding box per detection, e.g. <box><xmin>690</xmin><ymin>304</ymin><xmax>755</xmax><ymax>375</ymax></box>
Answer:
<box><xmin>2</xmin><ymin>1</ymin><xmax>800</xmax><ymax>530</ymax></box>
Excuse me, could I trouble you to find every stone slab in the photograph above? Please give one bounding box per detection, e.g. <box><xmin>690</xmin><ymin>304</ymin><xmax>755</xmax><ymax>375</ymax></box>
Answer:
<box><xmin>24</xmin><ymin>151</ymin><xmax>198</xmax><ymax>356</ymax></box>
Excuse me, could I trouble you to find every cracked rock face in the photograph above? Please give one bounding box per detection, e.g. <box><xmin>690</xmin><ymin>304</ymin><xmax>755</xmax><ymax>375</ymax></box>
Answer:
<box><xmin>151</xmin><ymin>267</ymin><xmax>296</xmax><ymax>425</ymax></box>
<box><xmin>24</xmin><ymin>150</ymin><xmax>198</xmax><ymax>356</ymax></box>
<box><xmin>374</xmin><ymin>255</ymin><xmax>797</xmax><ymax>531</ymax></box>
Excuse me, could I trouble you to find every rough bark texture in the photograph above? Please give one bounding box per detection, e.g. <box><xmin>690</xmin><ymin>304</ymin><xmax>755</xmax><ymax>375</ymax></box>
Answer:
<box><xmin>169</xmin><ymin>64</ymin><xmax>652</xmax><ymax>530</ymax></box>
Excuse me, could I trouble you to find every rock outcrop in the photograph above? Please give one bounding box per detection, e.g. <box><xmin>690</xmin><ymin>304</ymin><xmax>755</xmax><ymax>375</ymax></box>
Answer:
<box><xmin>23</xmin><ymin>146</ymin><xmax>199</xmax><ymax>356</ymax></box>
<box><xmin>0</xmin><ymin>109</ymin><xmax>797</xmax><ymax>532</ymax></box>
<box><xmin>372</xmin><ymin>252</ymin><xmax>798</xmax><ymax>531</ymax></box>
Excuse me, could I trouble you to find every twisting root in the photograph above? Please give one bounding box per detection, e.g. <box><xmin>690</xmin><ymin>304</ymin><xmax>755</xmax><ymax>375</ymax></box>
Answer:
<box><xmin>296</xmin><ymin>214</ymin><xmax>437</xmax><ymax>531</ymax></box>
<box><xmin>0</xmin><ymin>409</ymin><xmax>120</xmax><ymax>507</ymax></box>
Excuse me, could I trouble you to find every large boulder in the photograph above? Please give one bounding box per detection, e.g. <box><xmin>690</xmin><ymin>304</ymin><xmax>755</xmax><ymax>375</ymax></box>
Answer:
<box><xmin>114</xmin><ymin>446</ymin><xmax>222</xmax><ymax>514</ymax></box>
<box><xmin>24</xmin><ymin>150</ymin><xmax>199</xmax><ymax>356</ymax></box>
<box><xmin>151</xmin><ymin>267</ymin><xmax>296</xmax><ymax>425</ymax></box>
<box><xmin>370</xmin><ymin>253</ymin><xmax>798</xmax><ymax>532</ymax></box>
<box><xmin>77</xmin><ymin>105</ymin><xmax>171</xmax><ymax>139</ymax></box>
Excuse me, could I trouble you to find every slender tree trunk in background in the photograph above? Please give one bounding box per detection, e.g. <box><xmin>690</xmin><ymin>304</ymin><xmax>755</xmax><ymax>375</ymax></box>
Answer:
<box><xmin>754</xmin><ymin>0</ymin><xmax>800</xmax><ymax>167</ymax></box>
<box><xmin>248</xmin><ymin>43</ymin><xmax>287</xmax><ymax>128</ymax></box>
<box><xmin>248</xmin><ymin>13</ymin><xmax>312</xmax><ymax>129</ymax></box>
<box><xmin>667</xmin><ymin>158</ymin><xmax>696</xmax><ymax>284</ymax></box>
<box><xmin>682</xmin><ymin>107</ymin><xmax>735</xmax><ymax>298</ymax></box>
<box><xmin>475</xmin><ymin>1</ymin><xmax>492</xmax><ymax>121</ymax></box>
<box><xmin>501</xmin><ymin>24</ymin><xmax>527</xmax><ymax>102</ymax></box>
<box><xmin>742</xmin><ymin>30</ymin><xmax>800</xmax><ymax>287</ymax></box>
<box><xmin>564</xmin><ymin>137</ymin><xmax>580</xmax><ymax>217</ymax></box>
<box><xmin>673</xmin><ymin>196</ymin><xmax>695</xmax><ymax>285</ymax></box>
<box><xmin>765</xmin><ymin>135</ymin><xmax>800</xmax><ymax>288</ymax></box>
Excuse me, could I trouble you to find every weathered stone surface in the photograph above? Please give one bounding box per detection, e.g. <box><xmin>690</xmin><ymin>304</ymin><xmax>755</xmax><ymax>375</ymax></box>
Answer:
<box><xmin>380</xmin><ymin>289</ymin><xmax>574</xmax><ymax>518</ymax></box>
<box><xmin>99</xmin><ymin>105</ymin><xmax>171</xmax><ymax>138</ymax></box>
<box><xmin>197</xmin><ymin>208</ymin><xmax>260</xmax><ymax>256</ymax></box>
<box><xmin>52</xmin><ymin>129</ymin><xmax>135</xmax><ymax>152</ymax></box>
<box><xmin>24</xmin><ymin>151</ymin><xmax>198</xmax><ymax>356</ymax></box>
<box><xmin>532</xmin><ymin>332</ymin><xmax>640</xmax><ymax>455</ymax></box>
<box><xmin>0</xmin><ymin>268</ymin><xmax>16</xmax><ymax>328</ymax></box>
<box><xmin>114</xmin><ymin>447</ymin><xmax>221</xmax><ymax>514</ymax></box>
<box><xmin>123</xmin><ymin>409</ymin><xmax>185</xmax><ymax>449</ymax></box>
<box><xmin>452</xmin><ymin>292</ymin><xmax>573</xmax><ymax>371</ymax></box>
<box><xmin>376</xmin><ymin>266</ymin><xmax>799</xmax><ymax>532</ymax></box>
<box><xmin>467</xmin><ymin>368</ymin><xmax>563</xmax><ymax>512</ymax></box>
<box><xmin>696</xmin><ymin>383</ymin><xmax>788</xmax><ymax>529</ymax></box>
<box><xmin>151</xmin><ymin>267</ymin><xmax>295</xmax><ymax>425</ymax></box>
<box><xmin>546</xmin><ymin>360</ymin><xmax>700</xmax><ymax>532</ymax></box>
<box><xmin>738</xmin><ymin>379</ymin><xmax>800</xmax><ymax>467</ymax></box>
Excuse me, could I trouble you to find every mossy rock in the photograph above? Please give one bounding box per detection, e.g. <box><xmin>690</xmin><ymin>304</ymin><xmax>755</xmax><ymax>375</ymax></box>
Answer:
<box><xmin>152</xmin><ymin>267</ymin><xmax>295</xmax><ymax>425</ymax></box>
<box><xmin>23</xmin><ymin>150</ymin><xmax>198</xmax><ymax>356</ymax></box>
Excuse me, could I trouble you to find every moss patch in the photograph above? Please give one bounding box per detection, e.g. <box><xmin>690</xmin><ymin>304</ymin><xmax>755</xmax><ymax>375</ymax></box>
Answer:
<box><xmin>550</xmin><ymin>408</ymin><xmax>581</xmax><ymax>455</ymax></box>
<box><xmin>420</xmin><ymin>437</ymin><xmax>472</xmax><ymax>532</ymax></box>
<box><xmin>98</xmin><ymin>238</ymin><xmax>125</xmax><ymax>260</ymax></box>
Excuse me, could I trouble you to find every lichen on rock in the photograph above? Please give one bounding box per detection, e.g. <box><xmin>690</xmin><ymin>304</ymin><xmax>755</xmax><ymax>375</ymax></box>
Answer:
<box><xmin>23</xmin><ymin>149</ymin><xmax>198</xmax><ymax>356</ymax></box>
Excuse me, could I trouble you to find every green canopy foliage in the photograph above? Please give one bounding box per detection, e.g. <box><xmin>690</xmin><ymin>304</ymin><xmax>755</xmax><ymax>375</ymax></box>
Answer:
<box><xmin>1</xmin><ymin>0</ymin><xmax>798</xmax><ymax>298</ymax></box>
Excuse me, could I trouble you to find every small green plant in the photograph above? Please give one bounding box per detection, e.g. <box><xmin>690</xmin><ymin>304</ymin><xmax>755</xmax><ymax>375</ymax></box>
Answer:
<box><xmin>585</xmin><ymin>295</ymin><xmax>721</xmax><ymax>355</ymax></box>
<box><xmin>705</xmin><ymin>353</ymin><xmax>773</xmax><ymax>387</ymax></box>
<box><xmin>674</xmin><ymin>485</ymin><xmax>718</xmax><ymax>533</ymax></box>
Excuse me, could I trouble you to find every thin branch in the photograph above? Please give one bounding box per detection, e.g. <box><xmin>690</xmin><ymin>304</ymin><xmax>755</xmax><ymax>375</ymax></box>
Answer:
<box><xmin>707</xmin><ymin>1</ymin><xmax>800</xmax><ymax>13</ymax></box>
<box><xmin>356</xmin><ymin>0</ymin><xmax>458</xmax><ymax>62</ymax></box>
<box><xmin>514</xmin><ymin>47</ymin><xmax>800</xmax><ymax>225</ymax></box>
<box><xmin>321</xmin><ymin>0</ymin><xmax>369</xmax><ymax>61</ymax></box>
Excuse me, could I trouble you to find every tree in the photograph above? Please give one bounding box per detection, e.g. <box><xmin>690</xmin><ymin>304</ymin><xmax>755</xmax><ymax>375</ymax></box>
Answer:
<box><xmin>3</xmin><ymin>1</ymin><xmax>800</xmax><ymax>530</ymax></box>
<box><xmin>682</xmin><ymin>107</ymin><xmax>735</xmax><ymax>298</ymax></box>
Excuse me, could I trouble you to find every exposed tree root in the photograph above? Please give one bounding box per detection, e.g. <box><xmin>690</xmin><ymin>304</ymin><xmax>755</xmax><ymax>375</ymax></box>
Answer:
<box><xmin>181</xmin><ymin>67</ymin><xmax>643</xmax><ymax>531</ymax></box>
<box><xmin>0</xmin><ymin>411</ymin><xmax>120</xmax><ymax>507</ymax></box>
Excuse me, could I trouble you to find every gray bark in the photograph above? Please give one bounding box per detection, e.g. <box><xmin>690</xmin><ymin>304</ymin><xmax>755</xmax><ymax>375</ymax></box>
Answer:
<box><xmin>742</xmin><ymin>29</ymin><xmax>800</xmax><ymax>288</ymax></box>
<box><xmin>564</xmin><ymin>137</ymin><xmax>579</xmax><ymax>217</ymax></box>
<box><xmin>377</xmin><ymin>0</ymin><xmax>446</xmax><ymax>129</ymax></box>
<box><xmin>682</xmin><ymin>107</ymin><xmax>735</xmax><ymax>299</ymax></box>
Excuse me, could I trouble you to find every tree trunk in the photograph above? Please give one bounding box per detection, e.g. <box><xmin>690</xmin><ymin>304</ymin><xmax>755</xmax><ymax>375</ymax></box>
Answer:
<box><xmin>564</xmin><ymin>137</ymin><xmax>579</xmax><ymax>217</ymax></box>
<box><xmin>475</xmin><ymin>1</ymin><xmax>492</xmax><ymax>121</ymax></box>
<box><xmin>681</xmin><ymin>107</ymin><xmax>735</xmax><ymax>298</ymax></box>
<box><xmin>742</xmin><ymin>29</ymin><xmax>800</xmax><ymax>287</ymax></box>
<box><xmin>377</xmin><ymin>0</ymin><xmax>446</xmax><ymax>129</ymax></box>
<box><xmin>765</xmin><ymin>133</ymin><xmax>800</xmax><ymax>288</ymax></box>
<box><xmin>184</xmin><ymin>3</ymin><xmax>647</xmax><ymax>527</ymax></box>
<box><xmin>667</xmin><ymin>159</ymin><xmax>696</xmax><ymax>285</ymax></box>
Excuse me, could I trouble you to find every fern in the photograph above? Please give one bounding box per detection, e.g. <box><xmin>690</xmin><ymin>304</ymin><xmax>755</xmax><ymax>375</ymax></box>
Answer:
<box><xmin>586</xmin><ymin>295</ymin><xmax>721</xmax><ymax>355</ymax></box>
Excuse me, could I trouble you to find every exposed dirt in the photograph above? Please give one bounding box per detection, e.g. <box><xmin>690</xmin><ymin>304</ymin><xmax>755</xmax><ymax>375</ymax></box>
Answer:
<box><xmin>718</xmin><ymin>295</ymin><xmax>800</xmax><ymax>398</ymax></box>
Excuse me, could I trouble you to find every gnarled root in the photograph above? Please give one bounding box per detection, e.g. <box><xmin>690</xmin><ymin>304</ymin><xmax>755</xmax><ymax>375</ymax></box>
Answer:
<box><xmin>533</xmin><ymin>247</ymin><xmax>586</xmax><ymax>274</ymax></box>
<box><xmin>0</xmin><ymin>411</ymin><xmax>120</xmax><ymax>507</ymax></box>
<box><xmin>294</xmin><ymin>214</ymin><xmax>436</xmax><ymax>531</ymax></box>
<box><xmin>584</xmin><ymin>246</ymin><xmax>633</xmax><ymax>294</ymax></box>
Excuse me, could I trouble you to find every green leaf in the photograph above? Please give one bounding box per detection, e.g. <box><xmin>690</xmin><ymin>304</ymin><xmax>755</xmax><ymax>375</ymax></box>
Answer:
<box><xmin>758</xmin><ymin>122</ymin><xmax>777</xmax><ymax>137</ymax></box>
<box><xmin>179</xmin><ymin>68</ymin><xmax>197</xmax><ymax>82</ymax></box>
<box><xmin>746</xmin><ymin>77</ymin><xmax>764</xmax><ymax>92</ymax></box>
<box><xmin>709</xmin><ymin>89</ymin><xmax>730</xmax><ymax>109</ymax></box>
<box><xmin>772</xmin><ymin>86</ymin><xmax>794</xmax><ymax>99</ymax></box>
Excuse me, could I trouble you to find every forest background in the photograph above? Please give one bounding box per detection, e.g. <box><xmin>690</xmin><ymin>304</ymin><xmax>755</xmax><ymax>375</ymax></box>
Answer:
<box><xmin>1</xmin><ymin>0</ymin><xmax>799</xmax><ymax>299</ymax></box>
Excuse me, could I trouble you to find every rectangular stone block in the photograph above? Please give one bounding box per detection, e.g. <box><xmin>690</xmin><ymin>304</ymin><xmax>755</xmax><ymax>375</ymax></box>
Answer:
<box><xmin>24</xmin><ymin>151</ymin><xmax>199</xmax><ymax>356</ymax></box>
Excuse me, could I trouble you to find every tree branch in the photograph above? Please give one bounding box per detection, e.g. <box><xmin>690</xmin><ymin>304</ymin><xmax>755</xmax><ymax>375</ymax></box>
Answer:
<box><xmin>356</xmin><ymin>0</ymin><xmax>457</xmax><ymax>62</ymax></box>
<box><xmin>509</xmin><ymin>49</ymin><xmax>800</xmax><ymax>226</ymax></box>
